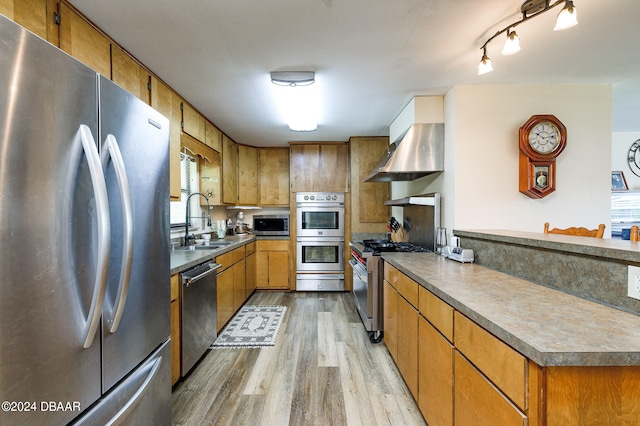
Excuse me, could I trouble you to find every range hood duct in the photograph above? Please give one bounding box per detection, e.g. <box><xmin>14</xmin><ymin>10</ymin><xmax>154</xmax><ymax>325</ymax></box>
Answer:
<box><xmin>364</xmin><ymin>123</ymin><xmax>444</xmax><ymax>182</ymax></box>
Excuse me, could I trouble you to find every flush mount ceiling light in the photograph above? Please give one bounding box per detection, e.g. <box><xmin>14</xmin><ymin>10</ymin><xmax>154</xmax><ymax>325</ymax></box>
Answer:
<box><xmin>478</xmin><ymin>0</ymin><xmax>578</xmax><ymax>75</ymax></box>
<box><xmin>270</xmin><ymin>71</ymin><xmax>319</xmax><ymax>132</ymax></box>
<box><xmin>270</xmin><ymin>71</ymin><xmax>315</xmax><ymax>87</ymax></box>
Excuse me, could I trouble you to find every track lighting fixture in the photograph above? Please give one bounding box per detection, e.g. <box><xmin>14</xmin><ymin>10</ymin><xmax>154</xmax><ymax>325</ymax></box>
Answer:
<box><xmin>478</xmin><ymin>0</ymin><xmax>578</xmax><ymax>75</ymax></box>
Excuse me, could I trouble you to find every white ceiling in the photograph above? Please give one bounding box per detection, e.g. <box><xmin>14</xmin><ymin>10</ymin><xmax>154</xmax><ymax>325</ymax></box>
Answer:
<box><xmin>70</xmin><ymin>0</ymin><xmax>640</xmax><ymax>147</ymax></box>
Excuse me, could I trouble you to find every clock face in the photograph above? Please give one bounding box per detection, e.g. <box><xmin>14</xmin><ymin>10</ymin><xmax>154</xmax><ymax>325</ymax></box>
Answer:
<box><xmin>528</xmin><ymin>122</ymin><xmax>561</xmax><ymax>154</ymax></box>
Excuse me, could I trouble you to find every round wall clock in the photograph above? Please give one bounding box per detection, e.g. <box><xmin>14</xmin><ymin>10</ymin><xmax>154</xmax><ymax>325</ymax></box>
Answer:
<box><xmin>518</xmin><ymin>115</ymin><xmax>567</xmax><ymax>199</ymax></box>
<box><xmin>627</xmin><ymin>139</ymin><xmax>640</xmax><ymax>177</ymax></box>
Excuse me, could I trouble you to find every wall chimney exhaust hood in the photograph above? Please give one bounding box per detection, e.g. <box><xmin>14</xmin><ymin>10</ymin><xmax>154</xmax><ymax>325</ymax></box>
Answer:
<box><xmin>364</xmin><ymin>123</ymin><xmax>444</xmax><ymax>182</ymax></box>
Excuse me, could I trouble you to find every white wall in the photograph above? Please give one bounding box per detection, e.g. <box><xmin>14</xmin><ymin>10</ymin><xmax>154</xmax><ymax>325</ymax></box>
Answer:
<box><xmin>613</xmin><ymin>132</ymin><xmax>640</xmax><ymax>190</ymax></box>
<box><xmin>392</xmin><ymin>84</ymin><xmax>613</xmax><ymax>238</ymax></box>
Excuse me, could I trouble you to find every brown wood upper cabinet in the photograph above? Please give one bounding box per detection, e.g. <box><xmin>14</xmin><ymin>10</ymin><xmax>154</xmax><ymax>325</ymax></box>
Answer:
<box><xmin>1</xmin><ymin>0</ymin><xmax>57</xmax><ymax>44</ymax></box>
<box><xmin>182</xmin><ymin>102</ymin><xmax>206</xmax><ymax>142</ymax></box>
<box><xmin>150</xmin><ymin>77</ymin><xmax>182</xmax><ymax>200</ymax></box>
<box><xmin>59</xmin><ymin>3</ymin><xmax>111</xmax><ymax>77</ymax></box>
<box><xmin>258</xmin><ymin>148</ymin><xmax>290</xmax><ymax>206</ymax></box>
<box><xmin>349</xmin><ymin>137</ymin><xmax>390</xmax><ymax>232</ymax></box>
<box><xmin>111</xmin><ymin>45</ymin><xmax>150</xmax><ymax>104</ymax></box>
<box><xmin>222</xmin><ymin>135</ymin><xmax>238</xmax><ymax>204</ymax></box>
<box><xmin>290</xmin><ymin>143</ymin><xmax>349</xmax><ymax>192</ymax></box>
<box><xmin>238</xmin><ymin>145</ymin><xmax>258</xmax><ymax>205</ymax></box>
<box><xmin>205</xmin><ymin>120</ymin><xmax>222</xmax><ymax>152</ymax></box>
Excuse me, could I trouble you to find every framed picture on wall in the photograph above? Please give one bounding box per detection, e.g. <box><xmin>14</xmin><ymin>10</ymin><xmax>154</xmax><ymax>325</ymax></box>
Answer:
<box><xmin>612</xmin><ymin>171</ymin><xmax>629</xmax><ymax>191</ymax></box>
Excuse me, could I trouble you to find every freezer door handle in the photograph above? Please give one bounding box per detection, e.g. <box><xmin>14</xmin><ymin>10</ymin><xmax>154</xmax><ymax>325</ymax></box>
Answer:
<box><xmin>79</xmin><ymin>125</ymin><xmax>110</xmax><ymax>349</ymax></box>
<box><xmin>103</xmin><ymin>134</ymin><xmax>134</xmax><ymax>334</ymax></box>
<box><xmin>104</xmin><ymin>353</ymin><xmax>163</xmax><ymax>426</ymax></box>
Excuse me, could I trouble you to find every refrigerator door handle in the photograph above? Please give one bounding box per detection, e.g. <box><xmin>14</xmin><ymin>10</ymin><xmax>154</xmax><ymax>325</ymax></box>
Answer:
<box><xmin>79</xmin><ymin>125</ymin><xmax>111</xmax><ymax>349</ymax></box>
<box><xmin>104</xmin><ymin>354</ymin><xmax>163</xmax><ymax>426</ymax></box>
<box><xmin>103</xmin><ymin>134</ymin><xmax>134</xmax><ymax>334</ymax></box>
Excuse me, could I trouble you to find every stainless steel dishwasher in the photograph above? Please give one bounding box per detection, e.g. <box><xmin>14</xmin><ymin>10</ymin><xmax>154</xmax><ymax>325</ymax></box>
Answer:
<box><xmin>180</xmin><ymin>261</ymin><xmax>221</xmax><ymax>376</ymax></box>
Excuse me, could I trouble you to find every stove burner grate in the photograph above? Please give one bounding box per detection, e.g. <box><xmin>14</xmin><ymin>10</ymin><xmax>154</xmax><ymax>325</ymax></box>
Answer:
<box><xmin>361</xmin><ymin>239</ymin><xmax>432</xmax><ymax>253</ymax></box>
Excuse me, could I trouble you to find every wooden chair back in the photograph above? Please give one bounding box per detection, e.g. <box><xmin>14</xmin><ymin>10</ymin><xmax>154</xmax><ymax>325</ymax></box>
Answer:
<box><xmin>630</xmin><ymin>226</ymin><xmax>639</xmax><ymax>242</ymax></box>
<box><xmin>543</xmin><ymin>222</ymin><xmax>605</xmax><ymax>238</ymax></box>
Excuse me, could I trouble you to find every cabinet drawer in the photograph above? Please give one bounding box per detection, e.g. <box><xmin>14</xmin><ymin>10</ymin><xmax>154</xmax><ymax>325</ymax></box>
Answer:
<box><xmin>245</xmin><ymin>241</ymin><xmax>256</xmax><ymax>255</ymax></box>
<box><xmin>256</xmin><ymin>240</ymin><xmax>289</xmax><ymax>251</ymax></box>
<box><xmin>454</xmin><ymin>351</ymin><xmax>527</xmax><ymax>426</ymax></box>
<box><xmin>170</xmin><ymin>274</ymin><xmax>179</xmax><ymax>302</ymax></box>
<box><xmin>396</xmin><ymin>272</ymin><xmax>418</xmax><ymax>308</ymax></box>
<box><xmin>216</xmin><ymin>251</ymin><xmax>234</xmax><ymax>271</ymax></box>
<box><xmin>384</xmin><ymin>262</ymin><xmax>398</xmax><ymax>288</ymax></box>
<box><xmin>419</xmin><ymin>286</ymin><xmax>453</xmax><ymax>342</ymax></box>
<box><xmin>454</xmin><ymin>312</ymin><xmax>527</xmax><ymax>411</ymax></box>
<box><xmin>232</xmin><ymin>246</ymin><xmax>246</xmax><ymax>264</ymax></box>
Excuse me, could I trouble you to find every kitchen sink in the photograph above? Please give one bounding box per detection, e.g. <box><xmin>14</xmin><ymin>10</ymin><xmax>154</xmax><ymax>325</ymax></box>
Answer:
<box><xmin>177</xmin><ymin>243</ymin><xmax>229</xmax><ymax>251</ymax></box>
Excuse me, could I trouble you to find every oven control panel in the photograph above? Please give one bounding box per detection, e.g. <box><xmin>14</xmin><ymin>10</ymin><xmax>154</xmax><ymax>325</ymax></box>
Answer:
<box><xmin>296</xmin><ymin>192</ymin><xmax>344</xmax><ymax>203</ymax></box>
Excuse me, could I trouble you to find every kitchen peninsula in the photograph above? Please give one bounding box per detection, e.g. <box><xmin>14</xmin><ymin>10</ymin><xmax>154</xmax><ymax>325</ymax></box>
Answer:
<box><xmin>382</xmin><ymin>230</ymin><xmax>640</xmax><ymax>425</ymax></box>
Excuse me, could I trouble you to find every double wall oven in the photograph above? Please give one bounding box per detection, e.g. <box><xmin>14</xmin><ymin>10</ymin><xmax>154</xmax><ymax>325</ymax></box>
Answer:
<box><xmin>296</xmin><ymin>192</ymin><xmax>345</xmax><ymax>291</ymax></box>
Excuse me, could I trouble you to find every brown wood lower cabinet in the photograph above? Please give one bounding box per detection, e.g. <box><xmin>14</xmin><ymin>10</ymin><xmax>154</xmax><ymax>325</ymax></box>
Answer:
<box><xmin>170</xmin><ymin>274</ymin><xmax>181</xmax><ymax>386</ymax></box>
<box><xmin>255</xmin><ymin>240</ymin><xmax>290</xmax><ymax>289</ymax></box>
<box><xmin>397</xmin><ymin>295</ymin><xmax>418</xmax><ymax>399</ymax></box>
<box><xmin>215</xmin><ymin>244</ymin><xmax>248</xmax><ymax>332</ymax></box>
<box><xmin>418</xmin><ymin>315</ymin><xmax>453</xmax><ymax>426</ymax></box>
<box><xmin>454</xmin><ymin>351</ymin><xmax>527</xmax><ymax>426</ymax></box>
<box><xmin>384</xmin><ymin>260</ymin><xmax>640</xmax><ymax>425</ymax></box>
<box><xmin>383</xmin><ymin>279</ymin><xmax>398</xmax><ymax>361</ymax></box>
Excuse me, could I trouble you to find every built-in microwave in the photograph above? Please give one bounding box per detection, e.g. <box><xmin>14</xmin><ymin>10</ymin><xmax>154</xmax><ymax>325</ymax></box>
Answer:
<box><xmin>253</xmin><ymin>214</ymin><xmax>290</xmax><ymax>236</ymax></box>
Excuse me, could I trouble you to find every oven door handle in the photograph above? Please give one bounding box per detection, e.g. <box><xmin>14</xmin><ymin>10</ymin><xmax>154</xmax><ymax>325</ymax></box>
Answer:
<box><xmin>349</xmin><ymin>259</ymin><xmax>368</xmax><ymax>280</ymax></box>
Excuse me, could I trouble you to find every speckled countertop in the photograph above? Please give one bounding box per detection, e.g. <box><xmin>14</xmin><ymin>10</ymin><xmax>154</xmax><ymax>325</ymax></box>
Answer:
<box><xmin>170</xmin><ymin>234</ymin><xmax>256</xmax><ymax>274</ymax></box>
<box><xmin>382</xmin><ymin>252</ymin><xmax>640</xmax><ymax>367</ymax></box>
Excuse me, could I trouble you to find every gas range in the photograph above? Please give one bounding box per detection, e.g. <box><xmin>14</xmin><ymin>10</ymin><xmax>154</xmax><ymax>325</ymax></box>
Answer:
<box><xmin>348</xmin><ymin>239</ymin><xmax>433</xmax><ymax>343</ymax></box>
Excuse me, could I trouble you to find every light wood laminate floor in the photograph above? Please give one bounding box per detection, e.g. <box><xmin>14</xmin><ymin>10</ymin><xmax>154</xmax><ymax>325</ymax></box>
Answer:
<box><xmin>172</xmin><ymin>291</ymin><xmax>426</xmax><ymax>425</ymax></box>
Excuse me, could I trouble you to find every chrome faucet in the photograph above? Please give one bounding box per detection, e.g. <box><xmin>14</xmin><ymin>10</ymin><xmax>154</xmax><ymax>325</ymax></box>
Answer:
<box><xmin>184</xmin><ymin>192</ymin><xmax>212</xmax><ymax>246</ymax></box>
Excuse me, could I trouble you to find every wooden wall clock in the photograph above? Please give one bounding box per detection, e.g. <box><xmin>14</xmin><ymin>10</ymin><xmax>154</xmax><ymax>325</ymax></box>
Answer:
<box><xmin>518</xmin><ymin>115</ymin><xmax>567</xmax><ymax>199</ymax></box>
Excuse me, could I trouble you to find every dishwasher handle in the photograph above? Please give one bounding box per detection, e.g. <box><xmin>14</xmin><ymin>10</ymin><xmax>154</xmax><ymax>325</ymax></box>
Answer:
<box><xmin>182</xmin><ymin>263</ymin><xmax>221</xmax><ymax>287</ymax></box>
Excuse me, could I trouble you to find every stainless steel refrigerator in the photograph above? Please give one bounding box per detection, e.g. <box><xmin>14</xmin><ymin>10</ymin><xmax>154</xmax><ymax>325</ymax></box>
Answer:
<box><xmin>0</xmin><ymin>15</ymin><xmax>171</xmax><ymax>425</ymax></box>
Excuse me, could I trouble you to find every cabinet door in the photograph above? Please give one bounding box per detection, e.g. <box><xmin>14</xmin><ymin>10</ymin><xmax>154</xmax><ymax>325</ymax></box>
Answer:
<box><xmin>59</xmin><ymin>3</ymin><xmax>111</xmax><ymax>76</ymax></box>
<box><xmin>290</xmin><ymin>143</ymin><xmax>348</xmax><ymax>192</ymax></box>
<box><xmin>150</xmin><ymin>77</ymin><xmax>181</xmax><ymax>199</ymax></box>
<box><xmin>418</xmin><ymin>315</ymin><xmax>453</xmax><ymax>426</ymax></box>
<box><xmin>259</xmin><ymin>148</ymin><xmax>290</xmax><ymax>205</ymax></box>
<box><xmin>255</xmin><ymin>251</ymin><xmax>270</xmax><ymax>289</ymax></box>
<box><xmin>454</xmin><ymin>351</ymin><xmax>527</xmax><ymax>426</ymax></box>
<box><xmin>1</xmin><ymin>0</ymin><xmax>50</xmax><ymax>41</ymax></box>
<box><xmin>245</xmin><ymin>252</ymin><xmax>256</xmax><ymax>298</ymax></box>
<box><xmin>111</xmin><ymin>45</ymin><xmax>150</xmax><ymax>103</ymax></box>
<box><xmin>170</xmin><ymin>299</ymin><xmax>180</xmax><ymax>385</ymax></box>
<box><xmin>205</xmin><ymin>120</ymin><xmax>222</xmax><ymax>152</ymax></box>
<box><xmin>349</xmin><ymin>137</ymin><xmax>390</xmax><ymax>231</ymax></box>
<box><xmin>318</xmin><ymin>144</ymin><xmax>349</xmax><ymax>192</ymax></box>
<box><xmin>397</xmin><ymin>295</ymin><xmax>419</xmax><ymax>399</ymax></box>
<box><xmin>216</xmin><ymin>268</ymin><xmax>234</xmax><ymax>332</ymax></box>
<box><xmin>233</xmin><ymin>259</ymin><xmax>246</xmax><ymax>312</ymax></box>
<box><xmin>222</xmin><ymin>135</ymin><xmax>238</xmax><ymax>204</ymax></box>
<box><xmin>383</xmin><ymin>279</ymin><xmax>398</xmax><ymax>361</ymax></box>
<box><xmin>182</xmin><ymin>102</ymin><xmax>205</xmax><ymax>142</ymax></box>
<box><xmin>238</xmin><ymin>145</ymin><xmax>258</xmax><ymax>205</ymax></box>
<box><xmin>268</xmin><ymin>251</ymin><xmax>289</xmax><ymax>288</ymax></box>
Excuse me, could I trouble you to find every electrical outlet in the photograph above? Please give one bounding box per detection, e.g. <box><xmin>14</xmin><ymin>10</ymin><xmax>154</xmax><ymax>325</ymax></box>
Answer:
<box><xmin>628</xmin><ymin>266</ymin><xmax>640</xmax><ymax>300</ymax></box>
